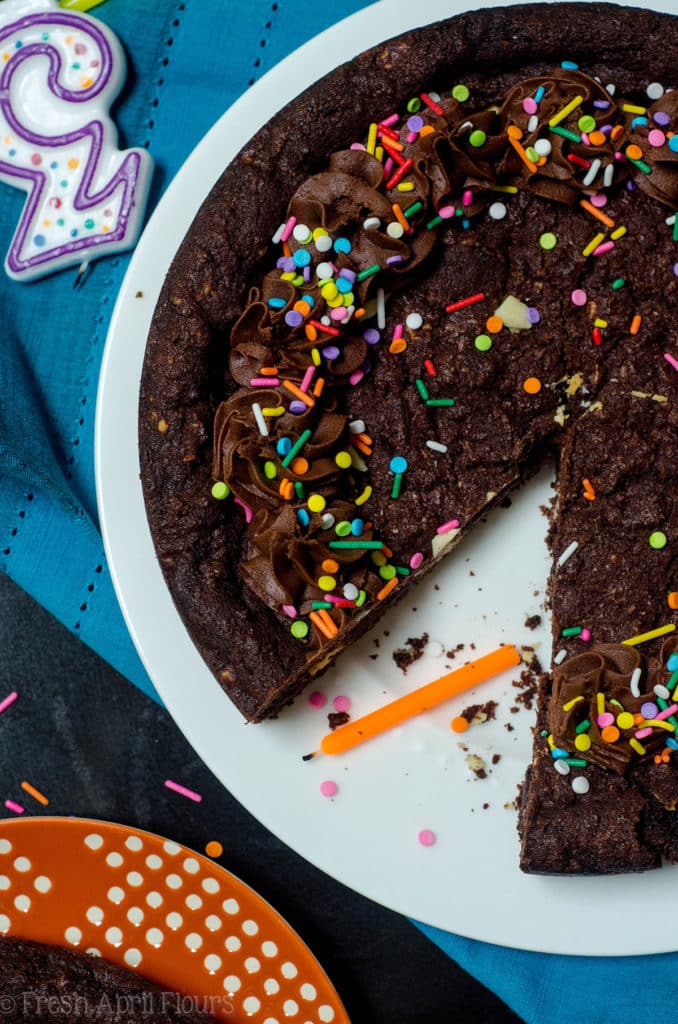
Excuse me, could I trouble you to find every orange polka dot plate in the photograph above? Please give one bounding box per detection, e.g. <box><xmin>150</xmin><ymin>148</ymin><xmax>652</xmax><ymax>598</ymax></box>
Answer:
<box><xmin>0</xmin><ymin>817</ymin><xmax>349</xmax><ymax>1024</ymax></box>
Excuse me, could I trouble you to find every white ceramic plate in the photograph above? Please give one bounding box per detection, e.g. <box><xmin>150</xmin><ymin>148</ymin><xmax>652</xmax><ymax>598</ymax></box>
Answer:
<box><xmin>96</xmin><ymin>0</ymin><xmax>678</xmax><ymax>955</ymax></box>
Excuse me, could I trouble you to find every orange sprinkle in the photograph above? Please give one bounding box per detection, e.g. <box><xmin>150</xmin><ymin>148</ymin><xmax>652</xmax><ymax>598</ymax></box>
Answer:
<box><xmin>611</xmin><ymin>124</ymin><xmax>624</xmax><ymax>141</ymax></box>
<box><xmin>352</xmin><ymin>438</ymin><xmax>373</xmax><ymax>457</ymax></box>
<box><xmin>312</xmin><ymin>377</ymin><xmax>325</xmax><ymax>398</ymax></box>
<box><xmin>377</xmin><ymin>577</ymin><xmax>398</xmax><ymax>601</ymax></box>
<box><xmin>629</xmin><ymin>314</ymin><xmax>642</xmax><ymax>335</ymax></box>
<box><xmin>381</xmin><ymin>545</ymin><xmax>393</xmax><ymax>558</ymax></box>
<box><xmin>322</xmin><ymin>559</ymin><xmax>339</xmax><ymax>574</ymax></box>
<box><xmin>319</xmin><ymin>610</ymin><xmax>339</xmax><ymax>637</ymax></box>
<box><xmin>588</xmin><ymin>130</ymin><xmax>606</xmax><ymax>146</ymax></box>
<box><xmin>205</xmin><ymin>841</ymin><xmax>223</xmax><ymax>858</ymax></box>
<box><xmin>354</xmin><ymin>308</ymin><xmax>366</xmax><ymax>319</ymax></box>
<box><xmin>579</xmin><ymin>198</ymin><xmax>615</xmax><ymax>229</ymax></box>
<box><xmin>582</xmin><ymin>478</ymin><xmax>596</xmax><ymax>501</ymax></box>
<box><xmin>451</xmin><ymin>716</ymin><xmax>469</xmax><ymax>733</ymax></box>
<box><xmin>310</xmin><ymin>610</ymin><xmax>338</xmax><ymax>640</ymax></box>
<box><xmin>305</xmin><ymin>324</ymin><xmax>318</xmax><ymax>342</ymax></box>
<box><xmin>668</xmin><ymin>592</ymin><xmax>678</xmax><ymax>610</ymax></box>
<box><xmin>20</xmin><ymin>781</ymin><xmax>49</xmax><ymax>806</ymax></box>
<box><xmin>626</xmin><ymin>143</ymin><xmax>643</xmax><ymax>161</ymax></box>
<box><xmin>80</xmin><ymin>77</ymin><xmax>94</xmax><ymax>89</ymax></box>
<box><xmin>601</xmin><ymin>725</ymin><xmax>620</xmax><ymax>744</ymax></box>
<box><xmin>283</xmin><ymin>380</ymin><xmax>315</xmax><ymax>407</ymax></box>
<box><xmin>486</xmin><ymin>315</ymin><xmax>503</xmax><ymax>333</ymax></box>
<box><xmin>389</xmin><ymin>338</ymin><xmax>407</xmax><ymax>354</ymax></box>
<box><xmin>506</xmin><ymin>125</ymin><xmax>537</xmax><ymax>173</ymax></box>
<box><xmin>523</xmin><ymin>377</ymin><xmax>542</xmax><ymax>395</ymax></box>
<box><xmin>291</xmin><ymin>457</ymin><xmax>309</xmax><ymax>475</ymax></box>
<box><xmin>356</xmin><ymin>432</ymin><xmax>373</xmax><ymax>446</ymax></box>
<box><xmin>260</xmin><ymin>366</ymin><xmax>278</xmax><ymax>376</ymax></box>
<box><xmin>420</xmin><ymin>125</ymin><xmax>435</xmax><ymax>137</ymax></box>
<box><xmin>282</xmin><ymin>240</ymin><xmax>291</xmax><ymax>257</ymax></box>
<box><xmin>294</xmin><ymin>300</ymin><xmax>312</xmax><ymax>316</ymax></box>
<box><xmin>392</xmin><ymin>204</ymin><xmax>409</xmax><ymax>231</ymax></box>
<box><xmin>382</xmin><ymin>136</ymin><xmax>404</xmax><ymax>153</ymax></box>
<box><xmin>633</xmin><ymin>713</ymin><xmax>645</xmax><ymax>726</ymax></box>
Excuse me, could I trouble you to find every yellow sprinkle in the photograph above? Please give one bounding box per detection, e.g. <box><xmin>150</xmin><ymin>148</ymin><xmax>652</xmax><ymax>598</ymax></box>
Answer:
<box><xmin>563</xmin><ymin>696</ymin><xmax>585</xmax><ymax>711</ymax></box>
<box><xmin>375</xmin><ymin>145</ymin><xmax>384</xmax><ymax>162</ymax></box>
<box><xmin>260</xmin><ymin>406</ymin><xmax>284</xmax><ymax>417</ymax></box>
<box><xmin>630</xmin><ymin>739</ymin><xmax>646</xmax><ymax>756</ymax></box>
<box><xmin>594</xmin><ymin>319</ymin><xmax>608</xmax><ymax>329</ymax></box>
<box><xmin>623</xmin><ymin>103</ymin><xmax>646</xmax><ymax>115</ymax></box>
<box><xmin>280</xmin><ymin>271</ymin><xmax>296</xmax><ymax>281</ymax></box>
<box><xmin>596</xmin><ymin>693</ymin><xmax>605</xmax><ymax>715</ymax></box>
<box><xmin>397</xmin><ymin>182</ymin><xmax>415</xmax><ymax>191</ymax></box>
<box><xmin>610</xmin><ymin>225</ymin><xmax>627</xmax><ymax>240</ymax></box>
<box><xmin>575</xmin><ymin>734</ymin><xmax>591</xmax><ymax>752</ymax></box>
<box><xmin>643</xmin><ymin>719</ymin><xmax>675</xmax><ymax>732</ymax></box>
<box><xmin>355</xmin><ymin>485</ymin><xmax>373</xmax><ymax>506</ymax></box>
<box><xmin>311</xmin><ymin>348</ymin><xmax>321</xmax><ymax>366</ymax></box>
<box><xmin>582</xmin><ymin>233</ymin><xmax>606</xmax><ymax>257</ymax></box>
<box><xmin>547</xmin><ymin>733</ymin><xmax>555</xmax><ymax>748</ymax></box>
<box><xmin>623</xmin><ymin>624</ymin><xmax>676</xmax><ymax>646</ymax></box>
<box><xmin>492</xmin><ymin>185</ymin><xmax>519</xmax><ymax>193</ymax></box>
<box><xmin>366</xmin><ymin>122</ymin><xmax>378</xmax><ymax>155</ymax></box>
<box><xmin>549</xmin><ymin>94</ymin><xmax>584</xmax><ymax>127</ymax></box>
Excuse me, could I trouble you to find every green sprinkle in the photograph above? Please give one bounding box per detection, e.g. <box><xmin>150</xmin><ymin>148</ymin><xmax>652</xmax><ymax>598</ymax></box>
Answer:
<box><xmin>627</xmin><ymin>155</ymin><xmax>652</xmax><ymax>174</ymax></box>
<box><xmin>539</xmin><ymin>232</ymin><xmax>557</xmax><ymax>250</ymax></box>
<box><xmin>562</xmin><ymin>626</ymin><xmax>582</xmax><ymax>637</ymax></box>
<box><xmin>525</xmin><ymin>146</ymin><xmax>539</xmax><ymax>163</ymax></box>
<box><xmin>391</xmin><ymin>473</ymin><xmax>403</xmax><ymax>500</ymax></box>
<box><xmin>329</xmin><ymin>540</ymin><xmax>384</xmax><ymax>549</ymax></box>
<box><xmin>673</xmin><ymin>213</ymin><xmax>678</xmax><ymax>243</ymax></box>
<box><xmin>281</xmin><ymin>428</ymin><xmax>311</xmax><ymax>468</ymax></box>
<box><xmin>290</xmin><ymin>620</ymin><xmax>309</xmax><ymax>640</ymax></box>
<box><xmin>611</xmin><ymin>278</ymin><xmax>626</xmax><ymax>290</ymax></box>
<box><xmin>404</xmin><ymin>201</ymin><xmax>423</xmax><ymax>219</ymax></box>
<box><xmin>263</xmin><ymin>461</ymin><xmax>277</xmax><ymax>480</ymax></box>
<box><xmin>407</xmin><ymin>97</ymin><xmax>421</xmax><ymax>113</ymax></box>
<box><xmin>649</xmin><ymin>531</ymin><xmax>668</xmax><ymax>550</ymax></box>
<box><xmin>355</xmin><ymin>589</ymin><xmax>367</xmax><ymax>608</ymax></box>
<box><xmin>669</xmin><ymin>668</ymin><xmax>678</xmax><ymax>694</ymax></box>
<box><xmin>564</xmin><ymin>758</ymin><xmax>588</xmax><ymax>767</ymax></box>
<box><xmin>294</xmin><ymin>481</ymin><xmax>305</xmax><ymax>500</ymax></box>
<box><xmin>335</xmin><ymin>520</ymin><xmax>352</xmax><ymax>537</ymax></box>
<box><xmin>311</xmin><ymin>601</ymin><xmax>332</xmax><ymax>610</ymax></box>
<box><xmin>549</xmin><ymin>125</ymin><xmax>581</xmax><ymax>143</ymax></box>
<box><xmin>540</xmin><ymin>729</ymin><xmax>549</xmax><ymax>737</ymax></box>
<box><xmin>469</xmin><ymin>129</ymin><xmax>487</xmax><ymax>147</ymax></box>
<box><xmin>426</xmin><ymin>215</ymin><xmax>443</xmax><ymax>229</ymax></box>
<box><xmin>211</xmin><ymin>481</ymin><xmax>230</xmax><ymax>500</ymax></box>
<box><xmin>452</xmin><ymin>84</ymin><xmax>470</xmax><ymax>102</ymax></box>
<box><xmin>578</xmin><ymin>114</ymin><xmax>596</xmax><ymax>133</ymax></box>
<box><xmin>575</xmin><ymin>719</ymin><xmax>591</xmax><ymax>734</ymax></box>
<box><xmin>474</xmin><ymin>334</ymin><xmax>492</xmax><ymax>352</ymax></box>
<box><xmin>610</xmin><ymin>699</ymin><xmax>624</xmax><ymax>709</ymax></box>
<box><xmin>426</xmin><ymin>398</ymin><xmax>455</xmax><ymax>407</ymax></box>
<box><xmin>658</xmin><ymin>696</ymin><xmax>669</xmax><ymax>711</ymax></box>
<box><xmin>379</xmin><ymin>564</ymin><xmax>396</xmax><ymax>581</ymax></box>
<box><xmin>357</xmin><ymin>263</ymin><xmax>381</xmax><ymax>281</ymax></box>
<box><xmin>416</xmin><ymin>378</ymin><xmax>430</xmax><ymax>400</ymax></box>
<box><xmin>395</xmin><ymin>566</ymin><xmax>411</xmax><ymax>576</ymax></box>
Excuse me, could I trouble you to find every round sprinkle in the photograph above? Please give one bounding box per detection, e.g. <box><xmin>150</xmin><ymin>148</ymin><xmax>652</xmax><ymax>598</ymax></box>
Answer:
<box><xmin>343</xmin><ymin>583</ymin><xmax>359</xmax><ymax>600</ymax></box>
<box><xmin>291</xmin><ymin>457</ymin><xmax>309</xmax><ymax>475</ymax></box>
<box><xmin>363</xmin><ymin>328</ymin><xmax>380</xmax><ymax>345</ymax></box>
<box><xmin>418</xmin><ymin>829</ymin><xmax>436</xmax><ymax>847</ymax></box>
<box><xmin>451</xmin><ymin>716</ymin><xmax>468</xmax><ymax>733</ymax></box>
<box><xmin>601</xmin><ymin>725</ymin><xmax>620</xmax><ymax>744</ymax></box>
<box><xmin>320</xmin><ymin>513</ymin><xmax>335</xmax><ymax>530</ymax></box>
<box><xmin>333</xmin><ymin>237</ymin><xmax>351</xmax><ymax>254</ymax></box>
<box><xmin>571</xmin><ymin>289</ymin><xmax>587</xmax><ymax>307</ymax></box>
<box><xmin>406</xmin><ymin>97</ymin><xmax>421</xmax><ymax>113</ymax></box>
<box><xmin>626</xmin><ymin>143</ymin><xmax>644</xmax><ymax>161</ymax></box>
<box><xmin>407</xmin><ymin>115</ymin><xmax>424</xmax><ymax>133</ymax></box>
<box><xmin>321</xmin><ymin>559</ymin><xmax>339</xmax><ymax>574</ymax></box>
<box><xmin>654</xmin><ymin>111</ymin><xmax>671</xmax><ymax>126</ymax></box>
<box><xmin>389</xmin><ymin>456</ymin><xmax>408</xmax><ymax>474</ymax></box>
<box><xmin>317</xmin><ymin>575</ymin><xmax>336</xmax><ymax>592</ymax></box>
<box><xmin>641</xmin><ymin>702</ymin><xmax>659</xmax><ymax>719</ymax></box>
<box><xmin>488</xmin><ymin>202</ymin><xmax>507</xmax><ymax>220</ymax></box>
<box><xmin>522</xmin><ymin>97</ymin><xmax>538</xmax><ymax>115</ymax></box>
<box><xmin>648</xmin><ymin>128</ymin><xmax>665</xmax><ymax>147</ymax></box>
<box><xmin>649</xmin><ymin>531</ymin><xmax>667</xmax><ymax>549</ymax></box>
<box><xmin>363</xmin><ymin>216</ymin><xmax>380</xmax><ymax>231</ymax></box>
<box><xmin>320</xmin><ymin>781</ymin><xmax>337</xmax><ymax>798</ymax></box>
<box><xmin>308</xmin><ymin>494</ymin><xmax>326</xmax><ymax>514</ymax></box>
<box><xmin>379</xmin><ymin>565</ymin><xmax>396</xmax><ymax>581</ymax></box>
<box><xmin>410</xmin><ymin>552</ymin><xmax>424</xmax><ymax>570</ymax></box>
<box><xmin>386</xmin><ymin>222</ymin><xmax>404</xmax><ymax>239</ymax></box>
<box><xmin>335</xmin><ymin>520</ymin><xmax>351</xmax><ymax>537</ymax></box>
<box><xmin>291</xmin><ymin>621</ymin><xmax>309</xmax><ymax>640</ymax></box>
<box><xmin>308</xmin><ymin>691</ymin><xmax>327</xmax><ymax>709</ymax></box>
<box><xmin>335</xmin><ymin>451</ymin><xmax>352</xmax><ymax>469</ymax></box>
<box><xmin>315</xmin><ymin>234</ymin><xmax>333</xmax><ymax>252</ymax></box>
<box><xmin>578</xmin><ymin>114</ymin><xmax>596</xmax><ymax>133</ymax></box>
<box><xmin>452</xmin><ymin>84</ymin><xmax>469</xmax><ymax>102</ymax></box>
<box><xmin>289</xmin><ymin>401</ymin><xmax>307</xmax><ymax>415</ymax></box>
<box><xmin>293</xmin><ymin>248</ymin><xmax>311</xmax><ymax>268</ymax></box>
<box><xmin>669</xmin><ymin>137</ymin><xmax>678</xmax><ymax>154</ymax></box>
<box><xmin>406</xmin><ymin>312</ymin><xmax>423</xmax><ymax>330</ymax></box>
<box><xmin>574</xmin><ymin>734</ymin><xmax>591</xmax><ymax>752</ymax></box>
<box><xmin>668</xmin><ymin>653</ymin><xmax>678</xmax><ymax>672</ymax></box>
<box><xmin>333</xmin><ymin>695</ymin><xmax>351</xmax><ymax>713</ymax></box>
<box><xmin>205</xmin><ymin>841</ymin><xmax>223</xmax><ymax>858</ymax></box>
<box><xmin>316</xmin><ymin>261</ymin><xmax>334</xmax><ymax>279</ymax></box>
<box><xmin>292</xmin><ymin>223</ymin><xmax>311</xmax><ymax>243</ymax></box>
<box><xmin>539</xmin><ymin>232</ymin><xmax>557</xmax><ymax>250</ymax></box>
<box><xmin>534</xmin><ymin>138</ymin><xmax>552</xmax><ymax>157</ymax></box>
<box><xmin>211</xmin><ymin>481</ymin><xmax>230</xmax><ymax>500</ymax></box>
<box><xmin>654</xmin><ymin>684</ymin><xmax>671</xmax><ymax>700</ymax></box>
<box><xmin>474</xmin><ymin>334</ymin><xmax>492</xmax><ymax>352</ymax></box>
<box><xmin>571</xmin><ymin>776</ymin><xmax>590</xmax><ymax>795</ymax></box>
<box><xmin>523</xmin><ymin>377</ymin><xmax>542</xmax><ymax>394</ymax></box>
<box><xmin>526</xmin><ymin>307</ymin><xmax>541</xmax><ymax>324</ymax></box>
<box><xmin>647</xmin><ymin>82</ymin><xmax>664</xmax><ymax>100</ymax></box>
<box><xmin>616</xmin><ymin>711</ymin><xmax>634</xmax><ymax>730</ymax></box>
<box><xmin>554</xmin><ymin>760</ymin><xmax>571</xmax><ymax>776</ymax></box>
<box><xmin>580</xmin><ymin>628</ymin><xmax>591</xmax><ymax>642</ymax></box>
<box><xmin>596</xmin><ymin>713</ymin><xmax>615</xmax><ymax>728</ymax></box>
<box><xmin>469</xmin><ymin>129</ymin><xmax>486</xmax><ymax>147</ymax></box>
<box><xmin>285</xmin><ymin>310</ymin><xmax>303</xmax><ymax>328</ymax></box>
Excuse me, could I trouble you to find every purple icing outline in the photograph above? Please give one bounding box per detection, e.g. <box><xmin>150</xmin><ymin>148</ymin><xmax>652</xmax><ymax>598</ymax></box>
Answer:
<box><xmin>0</xmin><ymin>11</ymin><xmax>146</xmax><ymax>274</ymax></box>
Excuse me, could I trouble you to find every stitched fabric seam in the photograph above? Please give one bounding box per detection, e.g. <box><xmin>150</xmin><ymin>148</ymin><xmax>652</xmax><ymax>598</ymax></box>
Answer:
<box><xmin>247</xmin><ymin>1</ymin><xmax>280</xmax><ymax>88</ymax></box>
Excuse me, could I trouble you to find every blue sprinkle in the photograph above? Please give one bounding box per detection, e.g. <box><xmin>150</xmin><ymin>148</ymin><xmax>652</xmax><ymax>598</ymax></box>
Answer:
<box><xmin>333</xmin><ymin>237</ymin><xmax>352</xmax><ymax>254</ymax></box>
<box><xmin>631</xmin><ymin>116</ymin><xmax>648</xmax><ymax>130</ymax></box>
<box><xmin>33</xmin><ymin>234</ymin><xmax>45</xmax><ymax>247</ymax></box>
<box><xmin>301</xmin><ymin>293</ymin><xmax>315</xmax><ymax>307</ymax></box>
<box><xmin>293</xmin><ymin>248</ymin><xmax>311</xmax><ymax>267</ymax></box>
<box><xmin>668</xmin><ymin>653</ymin><xmax>678</xmax><ymax>672</ymax></box>
<box><xmin>462</xmin><ymin>219</ymin><xmax>470</xmax><ymax>229</ymax></box>
<box><xmin>276</xmin><ymin>437</ymin><xmax>292</xmax><ymax>456</ymax></box>
<box><xmin>351</xmin><ymin>518</ymin><xmax>364</xmax><ymax>537</ymax></box>
<box><xmin>561</xmin><ymin>60</ymin><xmax>579</xmax><ymax>69</ymax></box>
<box><xmin>297</xmin><ymin>508</ymin><xmax>310</xmax><ymax>527</ymax></box>
<box><xmin>389</xmin><ymin>456</ymin><xmax>408</xmax><ymax>474</ymax></box>
<box><xmin>551</xmin><ymin>747</ymin><xmax>570</xmax><ymax>759</ymax></box>
<box><xmin>669</xmin><ymin>136</ymin><xmax>678</xmax><ymax>153</ymax></box>
<box><xmin>268</xmin><ymin>297</ymin><xmax>286</xmax><ymax>308</ymax></box>
<box><xmin>335</xmin><ymin>277</ymin><xmax>352</xmax><ymax>293</ymax></box>
<box><xmin>667</xmin><ymin>737</ymin><xmax>678</xmax><ymax>751</ymax></box>
<box><xmin>535</xmin><ymin>86</ymin><xmax>545</xmax><ymax>103</ymax></box>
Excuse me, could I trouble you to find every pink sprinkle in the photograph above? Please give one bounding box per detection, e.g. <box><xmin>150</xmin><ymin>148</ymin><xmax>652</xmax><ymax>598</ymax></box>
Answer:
<box><xmin>592</xmin><ymin>241</ymin><xmax>615</xmax><ymax>257</ymax></box>
<box><xmin>280</xmin><ymin>216</ymin><xmax>296</xmax><ymax>242</ymax></box>
<box><xmin>418</xmin><ymin>829</ymin><xmax>436</xmax><ymax>847</ymax></box>
<box><xmin>664</xmin><ymin>352</ymin><xmax>678</xmax><ymax>373</ymax></box>
<box><xmin>282</xmin><ymin>604</ymin><xmax>297</xmax><ymax>618</ymax></box>
<box><xmin>0</xmin><ymin>692</ymin><xmax>18</xmax><ymax>715</ymax></box>
<box><xmin>308</xmin><ymin>691</ymin><xmax>327</xmax><ymax>709</ymax></box>
<box><xmin>350</xmin><ymin>142</ymin><xmax>366</xmax><ymax>151</ymax></box>
<box><xmin>383</xmin><ymin>157</ymin><xmax>394</xmax><ymax>180</ymax></box>
<box><xmin>462</xmin><ymin>189</ymin><xmax>473</xmax><ymax>207</ymax></box>
<box><xmin>523</xmin><ymin>97</ymin><xmax>538</xmax><ymax>115</ymax></box>
<box><xmin>249</xmin><ymin>377</ymin><xmax>280</xmax><ymax>387</ymax></box>
<box><xmin>571</xmin><ymin>289</ymin><xmax>587</xmax><ymax>307</ymax></box>
<box><xmin>438</xmin><ymin>205</ymin><xmax>455</xmax><ymax>219</ymax></box>
<box><xmin>648</xmin><ymin>128</ymin><xmax>666</xmax><ymax>147</ymax></box>
<box><xmin>596</xmin><ymin>713</ymin><xmax>615</xmax><ymax>728</ymax></box>
<box><xmin>330</xmin><ymin>307</ymin><xmax>348</xmax><ymax>321</ymax></box>
<box><xmin>580</xmin><ymin>628</ymin><xmax>591</xmax><ymax>642</ymax></box>
<box><xmin>325</xmin><ymin>595</ymin><xmax>355</xmax><ymax>607</ymax></box>
<box><xmin>655</xmin><ymin>704</ymin><xmax>678</xmax><ymax>721</ymax></box>
<box><xmin>333</xmin><ymin>695</ymin><xmax>351</xmax><ymax>713</ymax></box>
<box><xmin>436</xmin><ymin>519</ymin><xmax>460</xmax><ymax>535</ymax></box>
<box><xmin>635</xmin><ymin>728</ymin><xmax>653</xmax><ymax>740</ymax></box>
<box><xmin>410</xmin><ymin>552</ymin><xmax>424</xmax><ymax>569</ymax></box>
<box><xmin>5</xmin><ymin>800</ymin><xmax>24</xmax><ymax>815</ymax></box>
<box><xmin>320</xmin><ymin>780</ymin><xmax>338</xmax><ymax>798</ymax></box>
<box><xmin>380</xmin><ymin>113</ymin><xmax>399</xmax><ymax>128</ymax></box>
<box><xmin>590</xmin><ymin>193</ymin><xmax>607</xmax><ymax>208</ymax></box>
<box><xmin>580</xmin><ymin>132</ymin><xmax>590</xmax><ymax>147</ymax></box>
<box><xmin>349</xmin><ymin>369</ymin><xmax>365</xmax><ymax>386</ymax></box>
<box><xmin>164</xmin><ymin>780</ymin><xmax>202</xmax><ymax>803</ymax></box>
<box><xmin>406</xmin><ymin>131</ymin><xmax>417</xmax><ymax>144</ymax></box>
<box><xmin>300</xmin><ymin>366</ymin><xmax>315</xmax><ymax>393</ymax></box>
<box><xmin>234</xmin><ymin>498</ymin><xmax>253</xmax><ymax>523</ymax></box>
<box><xmin>392</xmin><ymin>323</ymin><xmax>403</xmax><ymax>341</ymax></box>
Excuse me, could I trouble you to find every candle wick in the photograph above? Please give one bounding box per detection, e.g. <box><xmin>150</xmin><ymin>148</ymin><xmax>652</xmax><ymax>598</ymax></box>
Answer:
<box><xmin>73</xmin><ymin>260</ymin><xmax>91</xmax><ymax>290</ymax></box>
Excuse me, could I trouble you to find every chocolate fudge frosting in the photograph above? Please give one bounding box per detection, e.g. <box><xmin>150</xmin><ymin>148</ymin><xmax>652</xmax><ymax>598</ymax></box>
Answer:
<box><xmin>140</xmin><ymin>3</ymin><xmax>677</xmax><ymax>873</ymax></box>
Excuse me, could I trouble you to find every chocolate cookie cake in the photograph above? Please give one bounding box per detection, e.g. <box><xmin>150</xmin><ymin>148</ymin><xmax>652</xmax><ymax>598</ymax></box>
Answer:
<box><xmin>139</xmin><ymin>3</ymin><xmax>678</xmax><ymax>873</ymax></box>
<box><xmin>0</xmin><ymin>937</ymin><xmax>215</xmax><ymax>1022</ymax></box>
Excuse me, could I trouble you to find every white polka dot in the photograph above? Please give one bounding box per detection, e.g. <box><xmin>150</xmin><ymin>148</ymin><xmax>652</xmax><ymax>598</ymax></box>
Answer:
<box><xmin>283</xmin><ymin>1001</ymin><xmax>298</xmax><ymax>1017</ymax></box>
<box><xmin>85</xmin><ymin>947</ymin><xmax>101</xmax><ymax>957</ymax></box>
<box><xmin>126</xmin><ymin>871</ymin><xmax>143</xmax><ymax>887</ymax></box>
<box><xmin>242</xmin><ymin>919</ymin><xmax>258</xmax><ymax>936</ymax></box>
<box><xmin>163</xmin><ymin>841</ymin><xmax>181</xmax><ymax>856</ymax></box>
<box><xmin>86</xmin><ymin>906</ymin><xmax>104</xmax><ymax>925</ymax></box>
<box><xmin>84</xmin><ymin>834</ymin><xmax>102</xmax><ymax>851</ymax></box>
<box><xmin>0</xmin><ymin>915</ymin><xmax>9</xmax><ymax>934</ymax></box>
<box><xmin>245</xmin><ymin>956</ymin><xmax>260</xmax><ymax>974</ymax></box>
<box><xmin>185</xmin><ymin>932</ymin><xmax>202</xmax><ymax>951</ymax></box>
<box><xmin>299</xmin><ymin>984</ymin><xmax>316</xmax><ymax>1002</ymax></box>
<box><xmin>146</xmin><ymin>891</ymin><xmax>163</xmax><ymax>909</ymax></box>
<box><xmin>13</xmin><ymin>857</ymin><xmax>30</xmax><ymax>873</ymax></box>
<box><xmin>318</xmin><ymin>1006</ymin><xmax>335</xmax><ymax>1022</ymax></box>
<box><xmin>107</xmin><ymin>886</ymin><xmax>125</xmax><ymax>904</ymax></box>
<box><xmin>185</xmin><ymin>894</ymin><xmax>202</xmax><ymax>910</ymax></box>
<box><xmin>222</xmin><ymin>898</ymin><xmax>239</xmax><ymax>915</ymax></box>
<box><xmin>225</xmin><ymin>935</ymin><xmax>241</xmax><ymax>952</ymax></box>
<box><xmin>263</xmin><ymin>1019</ymin><xmax>280</xmax><ymax>1024</ymax></box>
<box><xmin>204</xmin><ymin>953</ymin><xmax>222</xmax><ymax>973</ymax></box>
<box><xmin>183</xmin><ymin>857</ymin><xmax>199</xmax><ymax>874</ymax></box>
<box><xmin>124</xmin><ymin>948</ymin><xmax>142</xmax><ymax>968</ymax></box>
<box><xmin>13</xmin><ymin>895</ymin><xmax>30</xmax><ymax>913</ymax></box>
<box><xmin>223</xmin><ymin>975</ymin><xmax>241</xmax><ymax>994</ymax></box>
<box><xmin>281</xmin><ymin>962</ymin><xmax>298</xmax><ymax>979</ymax></box>
<box><xmin>106</xmin><ymin>852</ymin><xmax>123</xmax><ymax>868</ymax></box>
<box><xmin>264</xmin><ymin>979</ymin><xmax>280</xmax><ymax>996</ymax></box>
<box><xmin>145</xmin><ymin>854</ymin><xmax>163</xmax><ymax>870</ymax></box>
<box><xmin>145</xmin><ymin>927</ymin><xmax>164</xmax><ymax>948</ymax></box>
<box><xmin>243</xmin><ymin>997</ymin><xmax>261</xmax><ymax>1015</ymax></box>
<box><xmin>65</xmin><ymin>926</ymin><xmax>81</xmax><ymax>945</ymax></box>
<box><xmin>205</xmin><ymin>914</ymin><xmax>221</xmax><ymax>932</ymax></box>
<box><xmin>202</xmin><ymin>877</ymin><xmax>219</xmax><ymax>894</ymax></box>
<box><xmin>165</xmin><ymin>912</ymin><xmax>183</xmax><ymax>930</ymax></box>
<box><xmin>261</xmin><ymin>941</ymin><xmax>278</xmax><ymax>958</ymax></box>
<box><xmin>0</xmin><ymin>840</ymin><xmax>12</xmax><ymax>855</ymax></box>
<box><xmin>405</xmin><ymin>312</ymin><xmax>423</xmax><ymax>330</ymax></box>
<box><xmin>105</xmin><ymin>926</ymin><xmax>123</xmax><ymax>946</ymax></box>
<box><xmin>165</xmin><ymin>873</ymin><xmax>182</xmax><ymax>890</ymax></box>
<box><xmin>33</xmin><ymin>875</ymin><xmax>51</xmax><ymax>894</ymax></box>
<box><xmin>0</xmin><ymin>876</ymin><xmax>10</xmax><ymax>891</ymax></box>
<box><xmin>125</xmin><ymin>836</ymin><xmax>143</xmax><ymax>852</ymax></box>
<box><xmin>127</xmin><ymin>906</ymin><xmax>144</xmax><ymax>925</ymax></box>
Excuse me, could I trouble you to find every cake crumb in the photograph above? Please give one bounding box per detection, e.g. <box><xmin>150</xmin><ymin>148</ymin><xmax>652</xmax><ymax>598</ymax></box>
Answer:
<box><xmin>135</xmin><ymin>290</ymin><xmax>144</xmax><ymax>298</ymax></box>
<box><xmin>446</xmin><ymin>642</ymin><xmax>465</xmax><ymax>660</ymax></box>
<box><xmin>465</xmin><ymin>753</ymin><xmax>487</xmax><ymax>779</ymax></box>
<box><xmin>482</xmin><ymin>802</ymin><xmax>490</xmax><ymax>810</ymax></box>
<box><xmin>504</xmin><ymin>800</ymin><xmax>517</xmax><ymax>811</ymax></box>
<box><xmin>524</xmin><ymin>614</ymin><xmax>542</xmax><ymax>630</ymax></box>
<box><xmin>505</xmin><ymin>723</ymin><xmax>515</xmax><ymax>732</ymax></box>
<box><xmin>492</xmin><ymin>753</ymin><xmax>501</xmax><ymax>765</ymax></box>
<box><xmin>460</xmin><ymin>699</ymin><xmax>498</xmax><ymax>726</ymax></box>
<box><xmin>392</xmin><ymin>633</ymin><xmax>429</xmax><ymax>673</ymax></box>
<box><xmin>327</xmin><ymin>711</ymin><xmax>350</xmax><ymax>730</ymax></box>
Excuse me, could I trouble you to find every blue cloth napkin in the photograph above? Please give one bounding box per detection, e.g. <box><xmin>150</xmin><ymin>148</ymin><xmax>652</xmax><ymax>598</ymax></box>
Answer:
<box><xmin>1</xmin><ymin>2</ymin><xmax>675</xmax><ymax>1021</ymax></box>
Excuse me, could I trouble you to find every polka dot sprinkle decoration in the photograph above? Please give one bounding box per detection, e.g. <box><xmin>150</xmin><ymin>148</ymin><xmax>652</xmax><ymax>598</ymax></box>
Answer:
<box><xmin>0</xmin><ymin>818</ymin><xmax>348</xmax><ymax>1023</ymax></box>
